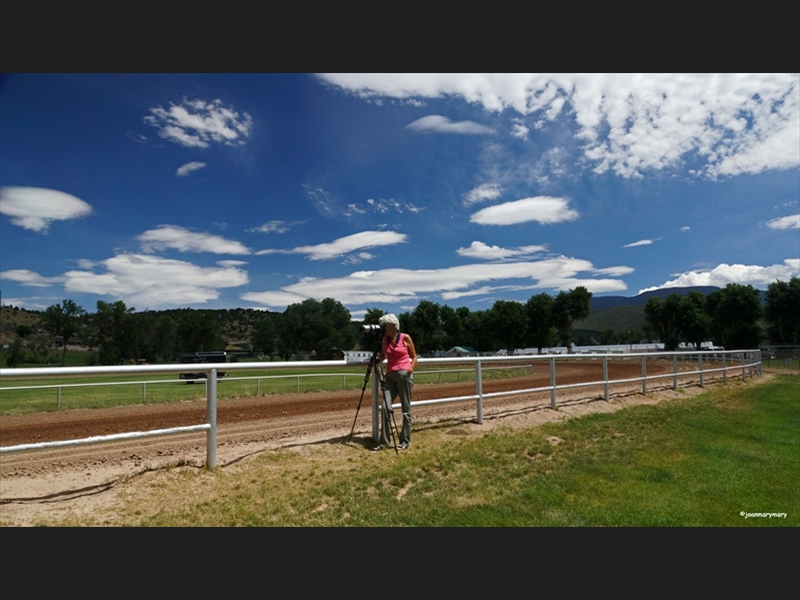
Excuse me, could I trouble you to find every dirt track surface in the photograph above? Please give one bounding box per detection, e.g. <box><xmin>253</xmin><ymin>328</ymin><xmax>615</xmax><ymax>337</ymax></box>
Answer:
<box><xmin>1</xmin><ymin>360</ymin><xmax>727</xmax><ymax>522</ymax></box>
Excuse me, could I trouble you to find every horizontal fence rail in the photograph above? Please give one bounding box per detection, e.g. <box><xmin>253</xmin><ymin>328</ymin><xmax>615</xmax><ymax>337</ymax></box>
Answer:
<box><xmin>0</xmin><ymin>351</ymin><xmax>762</xmax><ymax>467</ymax></box>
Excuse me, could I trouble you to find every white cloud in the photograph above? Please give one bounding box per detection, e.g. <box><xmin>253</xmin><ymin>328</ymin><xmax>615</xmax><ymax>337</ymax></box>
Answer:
<box><xmin>463</xmin><ymin>183</ymin><xmax>503</xmax><ymax>206</ymax></box>
<box><xmin>62</xmin><ymin>253</ymin><xmax>249</xmax><ymax>307</ymax></box>
<box><xmin>510</xmin><ymin>118</ymin><xmax>529</xmax><ymax>139</ymax></box>
<box><xmin>405</xmin><ymin>115</ymin><xmax>495</xmax><ymax>135</ymax></box>
<box><xmin>623</xmin><ymin>239</ymin><xmax>654</xmax><ymax>248</ymax></box>
<box><xmin>765</xmin><ymin>214</ymin><xmax>800</xmax><ymax>230</ymax></box>
<box><xmin>144</xmin><ymin>98</ymin><xmax>253</xmax><ymax>148</ymax></box>
<box><xmin>0</xmin><ymin>187</ymin><xmax>93</xmax><ymax>233</ymax></box>
<box><xmin>470</xmin><ymin>196</ymin><xmax>579</xmax><ymax>226</ymax></box>
<box><xmin>138</xmin><ymin>225</ymin><xmax>252</xmax><ymax>255</ymax></box>
<box><xmin>242</xmin><ymin>255</ymin><xmax>631</xmax><ymax>309</ymax></box>
<box><xmin>0</xmin><ymin>269</ymin><xmax>63</xmax><ymax>287</ymax></box>
<box><xmin>304</xmin><ymin>185</ymin><xmax>340</xmax><ymax>218</ymax></box>
<box><xmin>176</xmin><ymin>161</ymin><xmax>207</xmax><ymax>177</ymax></box>
<box><xmin>319</xmin><ymin>73</ymin><xmax>800</xmax><ymax>179</ymax></box>
<box><xmin>680</xmin><ymin>226</ymin><xmax>691</xmax><ymax>233</ymax></box>
<box><xmin>367</xmin><ymin>198</ymin><xmax>401</xmax><ymax>213</ymax></box>
<box><xmin>639</xmin><ymin>259</ymin><xmax>800</xmax><ymax>293</ymax></box>
<box><xmin>217</xmin><ymin>260</ymin><xmax>248</xmax><ymax>267</ymax></box>
<box><xmin>456</xmin><ymin>241</ymin><xmax>547</xmax><ymax>260</ymax></box>
<box><xmin>255</xmin><ymin>230</ymin><xmax>407</xmax><ymax>261</ymax></box>
<box><xmin>248</xmin><ymin>220</ymin><xmax>305</xmax><ymax>234</ymax></box>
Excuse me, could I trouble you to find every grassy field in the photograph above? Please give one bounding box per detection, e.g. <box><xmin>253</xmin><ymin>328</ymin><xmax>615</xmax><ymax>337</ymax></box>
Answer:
<box><xmin>48</xmin><ymin>373</ymin><xmax>798</xmax><ymax>527</ymax></box>
<box><xmin>0</xmin><ymin>364</ymin><xmax>533</xmax><ymax>414</ymax></box>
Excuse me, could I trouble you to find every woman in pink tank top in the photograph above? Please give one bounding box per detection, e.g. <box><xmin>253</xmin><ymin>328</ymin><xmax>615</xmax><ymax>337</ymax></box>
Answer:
<box><xmin>373</xmin><ymin>313</ymin><xmax>417</xmax><ymax>450</ymax></box>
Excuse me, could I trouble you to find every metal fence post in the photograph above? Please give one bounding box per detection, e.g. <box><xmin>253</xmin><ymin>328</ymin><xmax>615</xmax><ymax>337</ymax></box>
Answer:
<box><xmin>699</xmin><ymin>354</ymin><xmax>704</xmax><ymax>387</ymax></box>
<box><xmin>603</xmin><ymin>356</ymin><xmax>609</xmax><ymax>402</ymax></box>
<box><xmin>550</xmin><ymin>357</ymin><xmax>557</xmax><ymax>409</ymax></box>
<box><xmin>143</xmin><ymin>382</ymin><xmax>147</xmax><ymax>404</ymax></box>
<box><xmin>723</xmin><ymin>353</ymin><xmax>727</xmax><ymax>383</ymax></box>
<box><xmin>206</xmin><ymin>369</ymin><xmax>217</xmax><ymax>470</ymax></box>
<box><xmin>57</xmin><ymin>386</ymin><xmax>61</xmax><ymax>410</ymax></box>
<box><xmin>673</xmin><ymin>355</ymin><xmax>678</xmax><ymax>390</ymax></box>
<box><xmin>476</xmin><ymin>360</ymin><xmax>484</xmax><ymax>424</ymax></box>
<box><xmin>641</xmin><ymin>356</ymin><xmax>647</xmax><ymax>395</ymax></box>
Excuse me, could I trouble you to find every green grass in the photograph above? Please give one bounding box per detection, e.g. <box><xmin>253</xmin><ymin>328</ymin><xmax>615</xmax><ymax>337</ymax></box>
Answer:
<box><xmin>104</xmin><ymin>374</ymin><xmax>799</xmax><ymax>527</ymax></box>
<box><xmin>0</xmin><ymin>364</ymin><xmax>532</xmax><ymax>414</ymax></box>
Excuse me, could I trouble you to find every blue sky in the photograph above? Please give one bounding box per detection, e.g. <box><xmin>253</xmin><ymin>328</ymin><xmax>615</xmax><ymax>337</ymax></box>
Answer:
<box><xmin>1</xmin><ymin>73</ymin><xmax>798</xmax><ymax>319</ymax></box>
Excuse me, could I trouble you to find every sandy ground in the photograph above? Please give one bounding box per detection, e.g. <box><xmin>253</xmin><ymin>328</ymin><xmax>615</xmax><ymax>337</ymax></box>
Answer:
<box><xmin>0</xmin><ymin>360</ymin><xmax>759</xmax><ymax>525</ymax></box>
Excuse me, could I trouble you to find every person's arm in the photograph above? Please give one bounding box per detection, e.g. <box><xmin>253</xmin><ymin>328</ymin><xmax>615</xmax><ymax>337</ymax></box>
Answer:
<box><xmin>379</xmin><ymin>336</ymin><xmax>388</xmax><ymax>362</ymax></box>
<box><xmin>404</xmin><ymin>334</ymin><xmax>418</xmax><ymax>373</ymax></box>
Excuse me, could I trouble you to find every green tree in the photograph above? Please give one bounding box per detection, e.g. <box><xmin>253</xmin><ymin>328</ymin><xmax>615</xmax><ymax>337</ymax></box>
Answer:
<box><xmin>525</xmin><ymin>293</ymin><xmax>555</xmax><ymax>354</ymax></box>
<box><xmin>707</xmin><ymin>284</ymin><xmax>762</xmax><ymax>349</ymax></box>
<box><xmin>252</xmin><ymin>315</ymin><xmax>278</xmax><ymax>357</ymax></box>
<box><xmin>464</xmin><ymin>309</ymin><xmax>490</xmax><ymax>352</ymax></box>
<box><xmin>764</xmin><ymin>278</ymin><xmax>800</xmax><ymax>344</ymax></box>
<box><xmin>92</xmin><ymin>300</ymin><xmax>138</xmax><ymax>365</ymax></box>
<box><xmin>144</xmin><ymin>313</ymin><xmax>178</xmax><ymax>364</ymax></box>
<box><xmin>5</xmin><ymin>337</ymin><xmax>28</xmax><ymax>368</ymax></box>
<box><xmin>644</xmin><ymin>294</ymin><xmax>682</xmax><ymax>351</ymax></box>
<box><xmin>440</xmin><ymin>305</ymin><xmax>467</xmax><ymax>350</ymax></box>
<box><xmin>552</xmin><ymin>287</ymin><xmax>592</xmax><ymax>353</ymax></box>
<box><xmin>677</xmin><ymin>291</ymin><xmax>713</xmax><ymax>350</ymax></box>
<box><xmin>411</xmin><ymin>300</ymin><xmax>442</xmax><ymax>354</ymax></box>
<box><xmin>15</xmin><ymin>324</ymin><xmax>32</xmax><ymax>338</ymax></box>
<box><xmin>279</xmin><ymin>298</ymin><xmax>355</xmax><ymax>358</ymax></box>
<box><xmin>176</xmin><ymin>309</ymin><xmax>224</xmax><ymax>353</ymax></box>
<box><xmin>41</xmin><ymin>299</ymin><xmax>87</xmax><ymax>366</ymax></box>
<box><xmin>487</xmin><ymin>300</ymin><xmax>527</xmax><ymax>354</ymax></box>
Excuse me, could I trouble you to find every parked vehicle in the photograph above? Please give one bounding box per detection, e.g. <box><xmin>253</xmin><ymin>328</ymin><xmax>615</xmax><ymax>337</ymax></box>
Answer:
<box><xmin>179</xmin><ymin>351</ymin><xmax>228</xmax><ymax>382</ymax></box>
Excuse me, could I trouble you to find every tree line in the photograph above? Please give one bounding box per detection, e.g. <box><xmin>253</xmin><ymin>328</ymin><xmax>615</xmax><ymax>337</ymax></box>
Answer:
<box><xmin>3</xmin><ymin>278</ymin><xmax>798</xmax><ymax>367</ymax></box>
<box><xmin>643</xmin><ymin>279</ymin><xmax>799</xmax><ymax>351</ymax></box>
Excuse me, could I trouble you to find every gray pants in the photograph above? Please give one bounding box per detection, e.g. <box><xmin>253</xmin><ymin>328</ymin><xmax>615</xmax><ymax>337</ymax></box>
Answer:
<box><xmin>379</xmin><ymin>370</ymin><xmax>413</xmax><ymax>447</ymax></box>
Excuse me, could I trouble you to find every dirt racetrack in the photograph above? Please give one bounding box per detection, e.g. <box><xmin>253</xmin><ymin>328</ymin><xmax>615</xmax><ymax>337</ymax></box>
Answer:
<box><xmin>0</xmin><ymin>359</ymin><xmax>731</xmax><ymax>520</ymax></box>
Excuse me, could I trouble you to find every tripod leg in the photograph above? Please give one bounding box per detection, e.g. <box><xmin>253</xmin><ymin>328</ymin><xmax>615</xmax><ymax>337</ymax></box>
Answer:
<box><xmin>381</xmin><ymin>374</ymin><xmax>400</xmax><ymax>455</ymax></box>
<box><xmin>348</xmin><ymin>358</ymin><xmax>374</xmax><ymax>443</ymax></box>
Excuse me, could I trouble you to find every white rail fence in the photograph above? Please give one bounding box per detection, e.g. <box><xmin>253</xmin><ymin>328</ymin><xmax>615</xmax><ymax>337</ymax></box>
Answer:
<box><xmin>0</xmin><ymin>350</ymin><xmax>762</xmax><ymax>468</ymax></box>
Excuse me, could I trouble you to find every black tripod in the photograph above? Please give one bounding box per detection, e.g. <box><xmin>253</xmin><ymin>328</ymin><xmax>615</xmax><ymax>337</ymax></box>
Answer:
<box><xmin>348</xmin><ymin>346</ymin><xmax>400</xmax><ymax>454</ymax></box>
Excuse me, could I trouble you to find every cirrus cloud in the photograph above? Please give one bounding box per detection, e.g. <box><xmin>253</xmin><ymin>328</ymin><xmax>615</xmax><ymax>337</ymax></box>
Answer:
<box><xmin>0</xmin><ymin>187</ymin><xmax>93</xmax><ymax>233</ymax></box>
<box><xmin>319</xmin><ymin>73</ymin><xmax>800</xmax><ymax>179</ymax></box>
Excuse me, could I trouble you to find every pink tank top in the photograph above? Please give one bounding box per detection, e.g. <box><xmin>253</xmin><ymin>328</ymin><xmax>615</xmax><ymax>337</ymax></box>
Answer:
<box><xmin>384</xmin><ymin>332</ymin><xmax>411</xmax><ymax>372</ymax></box>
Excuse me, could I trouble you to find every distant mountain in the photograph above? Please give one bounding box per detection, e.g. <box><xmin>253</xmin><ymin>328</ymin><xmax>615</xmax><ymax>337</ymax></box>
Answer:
<box><xmin>590</xmin><ymin>286</ymin><xmax>721</xmax><ymax>310</ymax></box>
